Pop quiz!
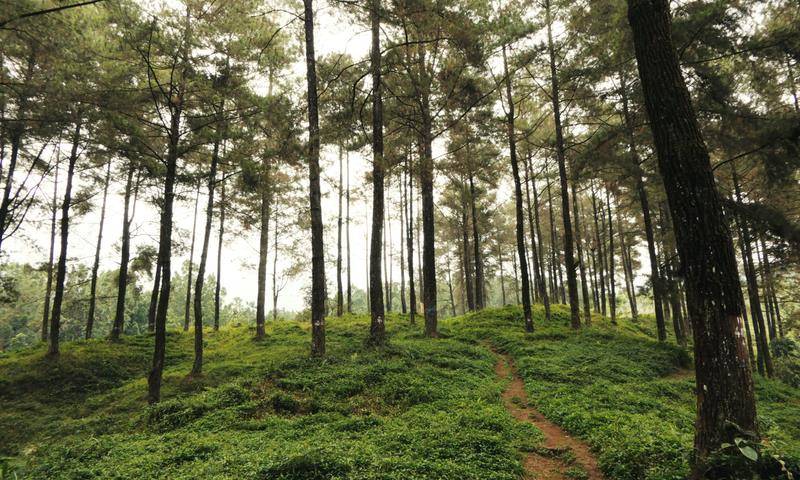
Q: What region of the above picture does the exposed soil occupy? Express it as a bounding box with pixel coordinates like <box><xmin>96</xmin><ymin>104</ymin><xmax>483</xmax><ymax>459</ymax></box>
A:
<box><xmin>494</xmin><ymin>353</ymin><xmax>606</xmax><ymax>480</ymax></box>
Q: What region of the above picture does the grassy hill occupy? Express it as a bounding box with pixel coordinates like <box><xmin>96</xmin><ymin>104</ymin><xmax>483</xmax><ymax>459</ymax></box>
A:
<box><xmin>1</xmin><ymin>306</ymin><xmax>798</xmax><ymax>479</ymax></box>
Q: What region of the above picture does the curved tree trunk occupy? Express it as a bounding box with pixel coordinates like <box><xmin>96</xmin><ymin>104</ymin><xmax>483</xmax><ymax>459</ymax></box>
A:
<box><xmin>112</xmin><ymin>164</ymin><xmax>137</xmax><ymax>341</ymax></box>
<box><xmin>42</xmin><ymin>155</ymin><xmax>59</xmax><ymax>342</ymax></box>
<box><xmin>48</xmin><ymin>121</ymin><xmax>81</xmax><ymax>357</ymax></box>
<box><xmin>627</xmin><ymin>0</ymin><xmax>758</xmax><ymax>466</ymax></box>
<box><xmin>191</xmin><ymin>132</ymin><xmax>221</xmax><ymax>376</ymax></box>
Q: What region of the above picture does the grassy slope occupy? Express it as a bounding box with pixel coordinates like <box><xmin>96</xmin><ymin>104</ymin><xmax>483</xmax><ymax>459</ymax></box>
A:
<box><xmin>450</xmin><ymin>305</ymin><xmax>800</xmax><ymax>480</ymax></box>
<box><xmin>0</xmin><ymin>314</ymin><xmax>539</xmax><ymax>479</ymax></box>
<box><xmin>0</xmin><ymin>306</ymin><xmax>798</xmax><ymax>479</ymax></box>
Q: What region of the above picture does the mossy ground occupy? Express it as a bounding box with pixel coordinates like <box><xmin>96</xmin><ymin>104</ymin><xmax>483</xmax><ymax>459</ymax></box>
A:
<box><xmin>1</xmin><ymin>306</ymin><xmax>798</xmax><ymax>479</ymax></box>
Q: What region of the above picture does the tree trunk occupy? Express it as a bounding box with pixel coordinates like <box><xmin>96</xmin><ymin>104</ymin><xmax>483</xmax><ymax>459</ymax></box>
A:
<box><xmin>523</xmin><ymin>154</ymin><xmax>550</xmax><ymax>321</ymax></box>
<box><xmin>86</xmin><ymin>158</ymin><xmax>112</xmax><ymax>339</ymax></box>
<box><xmin>112</xmin><ymin>165</ymin><xmax>137</xmax><ymax>340</ymax></box>
<box><xmin>148</xmin><ymin>95</ymin><xmax>182</xmax><ymax>403</ymax></box>
<box><xmin>48</xmin><ymin>121</ymin><xmax>81</xmax><ymax>357</ymax></box>
<box><xmin>41</xmin><ymin>154</ymin><xmax>59</xmax><ymax>342</ymax></box>
<box><xmin>346</xmin><ymin>153</ymin><xmax>352</xmax><ymax>313</ymax></box>
<box><xmin>336</xmin><ymin>145</ymin><xmax>344</xmax><ymax>317</ymax></box>
<box><xmin>183</xmin><ymin>183</ymin><xmax>200</xmax><ymax>331</ymax></box>
<box><xmin>399</xmin><ymin>175</ymin><xmax>407</xmax><ymax>314</ymax></box>
<box><xmin>256</xmin><ymin>162</ymin><xmax>270</xmax><ymax>339</ymax></box>
<box><xmin>544</xmin><ymin>1</ymin><xmax>579</xmax><ymax>326</ymax></box>
<box><xmin>499</xmin><ymin>246</ymin><xmax>506</xmax><ymax>305</ymax></box>
<box><xmin>405</xmin><ymin>154</ymin><xmax>416</xmax><ymax>324</ymax></box>
<box><xmin>572</xmin><ymin>181</ymin><xmax>591</xmax><ymax>324</ymax></box>
<box><xmin>461</xmin><ymin>189</ymin><xmax>475</xmax><ymax>311</ymax></box>
<box><xmin>590</xmin><ymin>183</ymin><xmax>607</xmax><ymax>316</ymax></box>
<box><xmin>420</xmin><ymin>108</ymin><xmax>437</xmax><ymax>336</ymax></box>
<box><xmin>759</xmin><ymin>235</ymin><xmax>782</xmax><ymax>337</ymax></box>
<box><xmin>272</xmin><ymin>202</ymin><xmax>280</xmax><ymax>321</ymax></box>
<box><xmin>732</xmin><ymin>166</ymin><xmax>773</xmax><ymax>377</ymax></box>
<box><xmin>446</xmin><ymin>256</ymin><xmax>456</xmax><ymax>316</ymax></box>
<box><xmin>503</xmin><ymin>44</ymin><xmax>533</xmax><ymax>333</ymax></box>
<box><xmin>368</xmin><ymin>0</ymin><xmax>385</xmax><ymax>345</ymax></box>
<box><xmin>191</xmin><ymin>131</ymin><xmax>221</xmax><ymax>376</ymax></box>
<box><xmin>627</xmin><ymin>0</ymin><xmax>758</xmax><ymax>466</ymax></box>
<box><xmin>214</xmin><ymin>178</ymin><xmax>225</xmax><ymax>330</ymax></box>
<box><xmin>468</xmin><ymin>171</ymin><xmax>484</xmax><ymax>309</ymax></box>
<box><xmin>619</xmin><ymin>68</ymin><xmax>660</xmax><ymax>329</ymax></box>
<box><xmin>617</xmin><ymin>210</ymin><xmax>638</xmax><ymax>320</ymax></box>
<box><xmin>605</xmin><ymin>189</ymin><xmax>617</xmax><ymax>324</ymax></box>
<box><xmin>147</xmin><ymin>262</ymin><xmax>161</xmax><ymax>334</ymax></box>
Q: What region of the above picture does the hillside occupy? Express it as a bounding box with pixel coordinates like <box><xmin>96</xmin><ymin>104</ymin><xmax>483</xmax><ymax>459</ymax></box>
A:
<box><xmin>1</xmin><ymin>306</ymin><xmax>798</xmax><ymax>479</ymax></box>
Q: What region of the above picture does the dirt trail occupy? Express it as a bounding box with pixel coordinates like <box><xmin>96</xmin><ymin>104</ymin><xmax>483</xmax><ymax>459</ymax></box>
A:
<box><xmin>495</xmin><ymin>353</ymin><xmax>606</xmax><ymax>480</ymax></box>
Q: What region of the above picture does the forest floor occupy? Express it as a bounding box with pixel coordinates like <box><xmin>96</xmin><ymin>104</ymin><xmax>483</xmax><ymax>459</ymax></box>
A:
<box><xmin>1</xmin><ymin>305</ymin><xmax>799</xmax><ymax>479</ymax></box>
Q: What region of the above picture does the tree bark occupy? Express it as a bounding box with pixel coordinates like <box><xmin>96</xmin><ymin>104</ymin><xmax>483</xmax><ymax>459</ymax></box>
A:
<box><xmin>336</xmin><ymin>145</ymin><xmax>344</xmax><ymax>317</ymax></box>
<box><xmin>590</xmin><ymin>183</ymin><xmax>607</xmax><ymax>316</ymax></box>
<box><xmin>405</xmin><ymin>153</ymin><xmax>417</xmax><ymax>324</ymax></box>
<box><xmin>191</xmin><ymin>130</ymin><xmax>221</xmax><ymax>376</ymax></box>
<box><xmin>86</xmin><ymin>158</ymin><xmax>112</xmax><ymax>339</ymax></box>
<box><xmin>572</xmin><ymin>181</ymin><xmax>591</xmax><ymax>323</ymax></box>
<box><xmin>545</xmin><ymin>0</ymin><xmax>579</xmax><ymax>327</ymax></box>
<box><xmin>368</xmin><ymin>0</ymin><xmax>386</xmax><ymax>344</ymax></box>
<box><xmin>41</xmin><ymin>154</ymin><xmax>59</xmax><ymax>342</ymax></box>
<box><xmin>627</xmin><ymin>0</ymin><xmax>758</xmax><ymax>465</ymax></box>
<box><xmin>468</xmin><ymin>171</ymin><xmax>484</xmax><ymax>309</ymax></box>
<box><xmin>272</xmin><ymin>202</ymin><xmax>280</xmax><ymax>321</ymax></box>
<box><xmin>399</xmin><ymin>175</ymin><xmax>407</xmax><ymax>314</ymax></box>
<box><xmin>605</xmin><ymin>189</ymin><xmax>617</xmax><ymax>324</ymax></box>
<box><xmin>148</xmin><ymin>93</ymin><xmax>181</xmax><ymax>403</ymax></box>
<box><xmin>256</xmin><ymin>162</ymin><xmax>270</xmax><ymax>339</ymax></box>
<box><xmin>503</xmin><ymin>44</ymin><xmax>533</xmax><ymax>333</ymax></box>
<box><xmin>112</xmin><ymin>165</ymin><xmax>137</xmax><ymax>340</ymax></box>
<box><xmin>523</xmin><ymin>154</ymin><xmax>550</xmax><ymax>321</ymax></box>
<box><xmin>304</xmin><ymin>0</ymin><xmax>326</xmax><ymax>356</ymax></box>
<box><xmin>183</xmin><ymin>182</ymin><xmax>200</xmax><ymax>331</ymax></box>
<box><xmin>48</xmin><ymin>121</ymin><xmax>81</xmax><ymax>357</ymax></box>
<box><xmin>147</xmin><ymin>262</ymin><xmax>161</xmax><ymax>334</ymax></box>
<box><xmin>214</xmin><ymin>178</ymin><xmax>225</xmax><ymax>330</ymax></box>
<box><xmin>346</xmin><ymin>152</ymin><xmax>352</xmax><ymax>313</ymax></box>
<box><xmin>461</xmin><ymin>188</ymin><xmax>475</xmax><ymax>311</ymax></box>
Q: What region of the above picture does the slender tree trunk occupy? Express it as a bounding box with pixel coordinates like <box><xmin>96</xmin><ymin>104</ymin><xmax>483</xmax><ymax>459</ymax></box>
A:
<box><xmin>732</xmin><ymin>166</ymin><xmax>773</xmax><ymax>377</ymax></box>
<box><xmin>544</xmin><ymin>0</ymin><xmax>579</xmax><ymax>327</ymax></box>
<box><xmin>368</xmin><ymin>0</ymin><xmax>386</xmax><ymax>345</ymax></box>
<box><xmin>336</xmin><ymin>145</ymin><xmax>344</xmax><ymax>317</ymax></box>
<box><xmin>147</xmin><ymin>262</ymin><xmax>161</xmax><ymax>334</ymax></box>
<box><xmin>754</xmin><ymin>240</ymin><xmax>775</xmax><ymax>340</ymax></box>
<box><xmin>499</xmin><ymin>246</ymin><xmax>506</xmax><ymax>305</ymax></box>
<box><xmin>468</xmin><ymin>172</ymin><xmax>484</xmax><ymax>309</ymax></box>
<box><xmin>112</xmin><ymin>165</ymin><xmax>137</xmax><ymax>340</ymax></box>
<box><xmin>86</xmin><ymin>158</ymin><xmax>112</xmax><ymax>339</ymax></box>
<box><xmin>304</xmin><ymin>0</ymin><xmax>326</xmax><ymax>356</ymax></box>
<box><xmin>48</xmin><ymin>121</ymin><xmax>81</xmax><ymax>357</ymax></box>
<box><xmin>42</xmin><ymin>154</ymin><xmax>59</xmax><ymax>341</ymax></box>
<box><xmin>546</xmin><ymin>180</ymin><xmax>558</xmax><ymax>300</ymax></box>
<box><xmin>522</xmin><ymin>156</ymin><xmax>539</xmax><ymax>302</ymax></box>
<box><xmin>256</xmin><ymin>162</ymin><xmax>270</xmax><ymax>340</ymax></box>
<box><xmin>420</xmin><ymin>111</ymin><xmax>437</xmax><ymax>336</ymax></box>
<box><xmin>461</xmin><ymin>189</ymin><xmax>475</xmax><ymax>311</ymax></box>
<box><xmin>617</xmin><ymin>210</ymin><xmax>638</xmax><ymax>320</ymax></box>
<box><xmin>214</xmin><ymin>178</ymin><xmax>225</xmax><ymax>331</ymax></box>
<box><xmin>605</xmin><ymin>189</ymin><xmax>617</xmax><ymax>324</ymax></box>
<box><xmin>272</xmin><ymin>203</ymin><xmax>280</xmax><ymax>321</ymax></box>
<box><xmin>590</xmin><ymin>184</ymin><xmax>607</xmax><ymax>316</ymax></box>
<box><xmin>446</xmin><ymin>256</ymin><xmax>456</xmax><ymax>316</ymax></box>
<box><xmin>183</xmin><ymin>183</ymin><xmax>200</xmax><ymax>331</ymax></box>
<box><xmin>572</xmin><ymin>181</ymin><xmax>591</xmax><ymax>324</ymax></box>
<box><xmin>503</xmin><ymin>44</ymin><xmax>533</xmax><ymax>333</ymax></box>
<box><xmin>627</xmin><ymin>0</ymin><xmax>758</xmax><ymax>466</ymax></box>
<box><xmin>191</xmin><ymin>131</ymin><xmax>221</xmax><ymax>376</ymax></box>
<box><xmin>148</xmin><ymin>94</ymin><xmax>182</xmax><ymax>403</ymax></box>
<box><xmin>523</xmin><ymin>154</ymin><xmax>550</xmax><ymax>321</ymax></box>
<box><xmin>531</xmin><ymin>177</ymin><xmax>548</xmax><ymax>311</ymax></box>
<box><xmin>618</xmin><ymin>71</ymin><xmax>648</xmax><ymax>325</ymax></box>
<box><xmin>399</xmin><ymin>176</ymin><xmax>407</xmax><ymax>314</ymax></box>
<box><xmin>512</xmin><ymin>250</ymin><xmax>520</xmax><ymax>304</ymax></box>
<box><xmin>759</xmin><ymin>235</ymin><xmax>782</xmax><ymax>337</ymax></box>
<box><xmin>405</xmin><ymin>154</ymin><xmax>416</xmax><ymax>324</ymax></box>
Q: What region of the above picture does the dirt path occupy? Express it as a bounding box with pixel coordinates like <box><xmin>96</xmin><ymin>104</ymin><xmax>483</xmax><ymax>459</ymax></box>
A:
<box><xmin>494</xmin><ymin>353</ymin><xmax>606</xmax><ymax>480</ymax></box>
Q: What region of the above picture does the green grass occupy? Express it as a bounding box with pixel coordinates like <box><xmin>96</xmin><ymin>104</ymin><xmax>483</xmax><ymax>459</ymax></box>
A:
<box><xmin>1</xmin><ymin>306</ymin><xmax>798</xmax><ymax>479</ymax></box>
<box><xmin>449</xmin><ymin>305</ymin><xmax>800</xmax><ymax>480</ymax></box>
<box><xmin>0</xmin><ymin>314</ymin><xmax>539</xmax><ymax>479</ymax></box>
